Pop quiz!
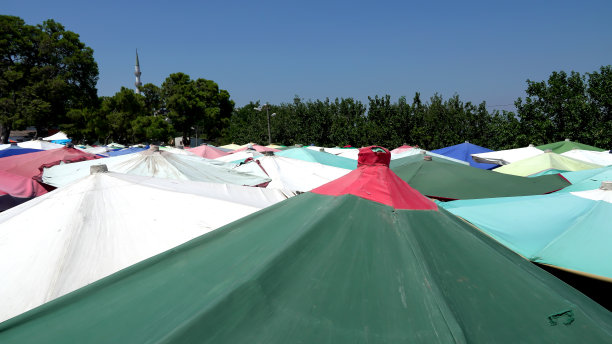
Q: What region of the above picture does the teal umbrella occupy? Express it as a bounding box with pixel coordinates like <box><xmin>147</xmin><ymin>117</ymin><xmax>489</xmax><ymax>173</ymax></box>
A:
<box><xmin>442</xmin><ymin>183</ymin><xmax>612</xmax><ymax>281</ymax></box>
<box><xmin>276</xmin><ymin>147</ymin><xmax>357</xmax><ymax>169</ymax></box>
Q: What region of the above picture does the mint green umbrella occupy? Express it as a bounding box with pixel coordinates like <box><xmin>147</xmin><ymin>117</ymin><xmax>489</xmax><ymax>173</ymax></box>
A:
<box><xmin>537</xmin><ymin>139</ymin><xmax>605</xmax><ymax>154</ymax></box>
<box><xmin>276</xmin><ymin>147</ymin><xmax>357</xmax><ymax>169</ymax></box>
<box><xmin>442</xmin><ymin>184</ymin><xmax>612</xmax><ymax>281</ymax></box>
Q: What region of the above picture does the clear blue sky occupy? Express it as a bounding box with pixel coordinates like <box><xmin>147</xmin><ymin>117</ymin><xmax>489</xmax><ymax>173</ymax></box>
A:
<box><xmin>5</xmin><ymin>0</ymin><xmax>611</xmax><ymax>110</ymax></box>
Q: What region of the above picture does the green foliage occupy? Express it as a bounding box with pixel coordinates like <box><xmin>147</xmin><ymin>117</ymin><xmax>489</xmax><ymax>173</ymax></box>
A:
<box><xmin>101</xmin><ymin>87</ymin><xmax>146</xmax><ymax>143</ymax></box>
<box><xmin>0</xmin><ymin>15</ymin><xmax>98</xmax><ymax>142</ymax></box>
<box><xmin>161</xmin><ymin>73</ymin><xmax>234</xmax><ymax>146</ymax></box>
<box><xmin>515</xmin><ymin>66</ymin><xmax>612</xmax><ymax>148</ymax></box>
<box><xmin>227</xmin><ymin>66</ymin><xmax>611</xmax><ymax>151</ymax></box>
<box><xmin>140</xmin><ymin>83</ymin><xmax>164</xmax><ymax>116</ymax></box>
<box><xmin>229</xmin><ymin>93</ymin><xmax>517</xmax><ymax>150</ymax></box>
<box><xmin>130</xmin><ymin>115</ymin><xmax>173</xmax><ymax>143</ymax></box>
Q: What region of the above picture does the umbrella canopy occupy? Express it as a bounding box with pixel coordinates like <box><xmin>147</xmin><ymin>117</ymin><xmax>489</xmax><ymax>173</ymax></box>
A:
<box><xmin>441</xmin><ymin>184</ymin><xmax>612</xmax><ymax>281</ymax></box>
<box><xmin>0</xmin><ymin>170</ymin><xmax>295</xmax><ymax>323</ymax></box>
<box><xmin>0</xmin><ymin>170</ymin><xmax>48</xmax><ymax>211</ymax></box>
<box><xmin>390</xmin><ymin>144</ymin><xmax>412</xmax><ymax>154</ymax></box>
<box><xmin>276</xmin><ymin>147</ymin><xmax>358</xmax><ymax>170</ymax></box>
<box><xmin>471</xmin><ymin>145</ymin><xmax>544</xmax><ymax>165</ymax></box>
<box><xmin>76</xmin><ymin>145</ymin><xmax>116</xmax><ymax>156</ymax></box>
<box><xmin>493</xmin><ymin>152</ymin><xmax>602</xmax><ymax>177</ymax></box>
<box><xmin>391</xmin><ymin>147</ymin><xmax>470</xmax><ymax>165</ymax></box>
<box><xmin>16</xmin><ymin>140</ymin><xmax>65</xmax><ymax>150</ymax></box>
<box><xmin>0</xmin><ymin>147</ymin><xmax>100</xmax><ymax>180</ymax></box>
<box><xmin>42</xmin><ymin>147</ymin><xmax>270</xmax><ymax>188</ymax></box>
<box><xmin>107</xmin><ymin>142</ymin><xmax>125</xmax><ymax>149</ymax></box>
<box><xmin>0</xmin><ymin>145</ymin><xmax>42</xmax><ymax>158</ymax></box>
<box><xmin>561</xmin><ymin>149</ymin><xmax>612</xmax><ymax>166</ymax></box>
<box><xmin>213</xmin><ymin>149</ymin><xmax>262</xmax><ymax>164</ymax></box>
<box><xmin>390</xmin><ymin>154</ymin><xmax>570</xmax><ymax>200</ymax></box>
<box><xmin>42</xmin><ymin>131</ymin><xmax>69</xmax><ymax>141</ymax></box>
<box><xmin>430</xmin><ymin>142</ymin><xmax>497</xmax><ymax>169</ymax></box>
<box><xmin>558</xmin><ymin>166</ymin><xmax>612</xmax><ymax>192</ymax></box>
<box><xmin>218</xmin><ymin>143</ymin><xmax>241</xmax><ymax>150</ymax></box>
<box><xmin>159</xmin><ymin>145</ymin><xmax>198</xmax><ymax>156</ymax></box>
<box><xmin>187</xmin><ymin>144</ymin><xmax>230</xmax><ymax>159</ymax></box>
<box><xmin>231</xmin><ymin>144</ymin><xmax>280</xmax><ymax>153</ymax></box>
<box><xmin>2</xmin><ymin>147</ymin><xmax>611</xmax><ymax>343</ymax></box>
<box><xmin>537</xmin><ymin>139</ymin><xmax>605</xmax><ymax>154</ymax></box>
<box><xmin>106</xmin><ymin>146</ymin><xmax>148</xmax><ymax>157</ymax></box>
<box><xmin>234</xmin><ymin>154</ymin><xmax>351</xmax><ymax>192</ymax></box>
<box><xmin>265</xmin><ymin>144</ymin><xmax>285</xmax><ymax>149</ymax></box>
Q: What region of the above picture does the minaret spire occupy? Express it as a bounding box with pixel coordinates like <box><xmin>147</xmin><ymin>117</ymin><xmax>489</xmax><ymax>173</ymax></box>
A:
<box><xmin>134</xmin><ymin>49</ymin><xmax>142</xmax><ymax>94</ymax></box>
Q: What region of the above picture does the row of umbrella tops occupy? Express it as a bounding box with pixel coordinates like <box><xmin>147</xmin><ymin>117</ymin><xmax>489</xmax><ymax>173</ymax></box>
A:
<box><xmin>1</xmin><ymin>146</ymin><xmax>611</xmax><ymax>343</ymax></box>
<box><xmin>2</xmin><ymin>140</ymin><xmax>608</xmax><ymax>212</ymax></box>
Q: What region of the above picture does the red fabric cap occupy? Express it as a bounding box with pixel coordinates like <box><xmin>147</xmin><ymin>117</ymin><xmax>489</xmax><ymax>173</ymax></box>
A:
<box><xmin>358</xmin><ymin>146</ymin><xmax>391</xmax><ymax>167</ymax></box>
<box><xmin>312</xmin><ymin>146</ymin><xmax>437</xmax><ymax>210</ymax></box>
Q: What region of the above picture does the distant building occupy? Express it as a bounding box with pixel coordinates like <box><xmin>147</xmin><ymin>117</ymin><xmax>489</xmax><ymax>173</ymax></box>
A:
<box><xmin>135</xmin><ymin>49</ymin><xmax>142</xmax><ymax>94</ymax></box>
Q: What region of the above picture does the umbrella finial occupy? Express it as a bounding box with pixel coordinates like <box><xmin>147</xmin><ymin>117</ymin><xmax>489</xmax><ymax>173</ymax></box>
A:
<box><xmin>357</xmin><ymin>146</ymin><xmax>391</xmax><ymax>167</ymax></box>
<box><xmin>149</xmin><ymin>145</ymin><xmax>159</xmax><ymax>152</ymax></box>
<box><xmin>424</xmin><ymin>155</ymin><xmax>433</xmax><ymax>161</ymax></box>
<box><xmin>600</xmin><ymin>181</ymin><xmax>612</xmax><ymax>191</ymax></box>
<box><xmin>90</xmin><ymin>165</ymin><xmax>108</xmax><ymax>175</ymax></box>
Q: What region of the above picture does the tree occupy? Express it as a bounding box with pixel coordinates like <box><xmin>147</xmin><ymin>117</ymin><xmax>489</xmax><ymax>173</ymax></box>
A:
<box><xmin>515</xmin><ymin>66</ymin><xmax>612</xmax><ymax>147</ymax></box>
<box><xmin>131</xmin><ymin>115</ymin><xmax>173</xmax><ymax>143</ymax></box>
<box><xmin>162</xmin><ymin>73</ymin><xmax>234</xmax><ymax>146</ymax></box>
<box><xmin>0</xmin><ymin>15</ymin><xmax>98</xmax><ymax>143</ymax></box>
<box><xmin>140</xmin><ymin>83</ymin><xmax>164</xmax><ymax>116</ymax></box>
<box><xmin>586</xmin><ymin>65</ymin><xmax>612</xmax><ymax>148</ymax></box>
<box><xmin>101</xmin><ymin>87</ymin><xmax>146</xmax><ymax>143</ymax></box>
<box><xmin>61</xmin><ymin>106</ymin><xmax>108</xmax><ymax>144</ymax></box>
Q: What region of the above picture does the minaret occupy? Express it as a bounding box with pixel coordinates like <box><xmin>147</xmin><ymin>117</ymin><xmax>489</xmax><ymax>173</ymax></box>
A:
<box><xmin>134</xmin><ymin>49</ymin><xmax>142</xmax><ymax>94</ymax></box>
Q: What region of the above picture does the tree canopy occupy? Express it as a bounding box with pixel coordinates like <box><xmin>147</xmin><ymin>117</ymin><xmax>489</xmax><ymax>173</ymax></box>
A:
<box><xmin>0</xmin><ymin>15</ymin><xmax>98</xmax><ymax>143</ymax></box>
<box><xmin>229</xmin><ymin>66</ymin><xmax>611</xmax><ymax>151</ymax></box>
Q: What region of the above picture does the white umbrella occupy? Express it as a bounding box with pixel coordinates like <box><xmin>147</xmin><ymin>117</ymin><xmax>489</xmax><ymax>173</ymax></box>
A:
<box><xmin>42</xmin><ymin>147</ymin><xmax>270</xmax><ymax>187</ymax></box>
<box><xmin>561</xmin><ymin>149</ymin><xmax>612</xmax><ymax>166</ymax></box>
<box><xmin>0</xmin><ymin>169</ymin><xmax>295</xmax><ymax>323</ymax></box>
<box><xmin>471</xmin><ymin>145</ymin><xmax>544</xmax><ymax>165</ymax></box>
<box><xmin>234</xmin><ymin>155</ymin><xmax>351</xmax><ymax>192</ymax></box>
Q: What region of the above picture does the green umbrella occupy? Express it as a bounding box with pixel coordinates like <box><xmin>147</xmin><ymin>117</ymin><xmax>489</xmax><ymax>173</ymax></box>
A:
<box><xmin>536</xmin><ymin>139</ymin><xmax>605</xmax><ymax>154</ymax></box>
<box><xmin>1</xmin><ymin>147</ymin><xmax>611</xmax><ymax>343</ymax></box>
<box><xmin>390</xmin><ymin>154</ymin><xmax>570</xmax><ymax>200</ymax></box>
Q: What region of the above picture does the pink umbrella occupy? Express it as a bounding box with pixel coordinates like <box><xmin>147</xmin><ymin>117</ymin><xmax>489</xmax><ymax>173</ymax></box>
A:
<box><xmin>0</xmin><ymin>146</ymin><xmax>101</xmax><ymax>181</ymax></box>
<box><xmin>187</xmin><ymin>145</ymin><xmax>230</xmax><ymax>159</ymax></box>
<box><xmin>0</xmin><ymin>170</ymin><xmax>49</xmax><ymax>211</ymax></box>
<box><xmin>390</xmin><ymin>144</ymin><xmax>413</xmax><ymax>154</ymax></box>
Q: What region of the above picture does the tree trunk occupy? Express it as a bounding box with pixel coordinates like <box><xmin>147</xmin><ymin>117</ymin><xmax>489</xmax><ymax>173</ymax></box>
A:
<box><xmin>182</xmin><ymin>131</ymin><xmax>189</xmax><ymax>148</ymax></box>
<box><xmin>0</xmin><ymin>123</ymin><xmax>11</xmax><ymax>144</ymax></box>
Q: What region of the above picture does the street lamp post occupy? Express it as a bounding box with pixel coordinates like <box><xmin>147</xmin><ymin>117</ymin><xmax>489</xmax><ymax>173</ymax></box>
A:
<box><xmin>255</xmin><ymin>103</ymin><xmax>273</xmax><ymax>145</ymax></box>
